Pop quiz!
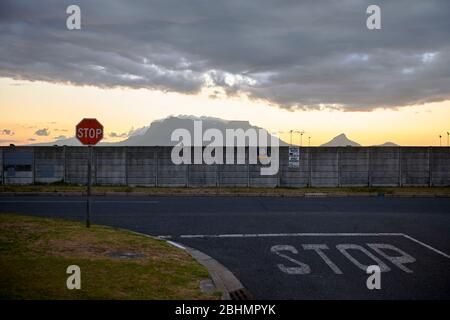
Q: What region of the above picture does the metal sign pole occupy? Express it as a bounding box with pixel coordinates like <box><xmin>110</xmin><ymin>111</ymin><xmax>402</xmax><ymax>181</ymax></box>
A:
<box><xmin>76</xmin><ymin>118</ymin><xmax>103</xmax><ymax>227</ymax></box>
<box><xmin>86</xmin><ymin>145</ymin><xmax>91</xmax><ymax>228</ymax></box>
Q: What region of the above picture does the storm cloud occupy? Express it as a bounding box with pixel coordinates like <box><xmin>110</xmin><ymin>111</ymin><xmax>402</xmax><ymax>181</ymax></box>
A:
<box><xmin>0</xmin><ymin>0</ymin><xmax>449</xmax><ymax>111</ymax></box>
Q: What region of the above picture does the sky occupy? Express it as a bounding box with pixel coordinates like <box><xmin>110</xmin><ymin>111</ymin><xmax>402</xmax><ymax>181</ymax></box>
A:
<box><xmin>1</xmin><ymin>0</ymin><xmax>449</xmax><ymax>146</ymax></box>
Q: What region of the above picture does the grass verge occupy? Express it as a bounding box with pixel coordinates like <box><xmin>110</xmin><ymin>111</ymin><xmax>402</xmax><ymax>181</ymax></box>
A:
<box><xmin>0</xmin><ymin>183</ymin><xmax>449</xmax><ymax>196</ymax></box>
<box><xmin>0</xmin><ymin>213</ymin><xmax>219</xmax><ymax>300</ymax></box>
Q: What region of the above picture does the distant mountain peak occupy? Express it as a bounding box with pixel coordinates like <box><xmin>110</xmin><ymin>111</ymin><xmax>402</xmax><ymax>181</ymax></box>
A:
<box><xmin>28</xmin><ymin>115</ymin><xmax>286</xmax><ymax>146</ymax></box>
<box><xmin>120</xmin><ymin>115</ymin><xmax>284</xmax><ymax>146</ymax></box>
<box><xmin>377</xmin><ymin>141</ymin><xmax>399</xmax><ymax>147</ymax></box>
<box><xmin>321</xmin><ymin>133</ymin><xmax>361</xmax><ymax>147</ymax></box>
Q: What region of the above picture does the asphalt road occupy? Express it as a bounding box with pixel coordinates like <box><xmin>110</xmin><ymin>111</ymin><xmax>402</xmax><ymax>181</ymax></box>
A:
<box><xmin>1</xmin><ymin>195</ymin><xmax>449</xmax><ymax>299</ymax></box>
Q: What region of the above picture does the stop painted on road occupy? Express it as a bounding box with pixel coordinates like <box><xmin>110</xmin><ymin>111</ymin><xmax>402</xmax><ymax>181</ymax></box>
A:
<box><xmin>178</xmin><ymin>232</ymin><xmax>450</xmax><ymax>299</ymax></box>
<box><xmin>271</xmin><ymin>242</ymin><xmax>415</xmax><ymax>275</ymax></box>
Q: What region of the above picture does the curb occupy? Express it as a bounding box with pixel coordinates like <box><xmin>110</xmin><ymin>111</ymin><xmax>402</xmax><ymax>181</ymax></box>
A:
<box><xmin>125</xmin><ymin>230</ymin><xmax>250</xmax><ymax>300</ymax></box>
<box><xmin>179</xmin><ymin>243</ymin><xmax>251</xmax><ymax>300</ymax></box>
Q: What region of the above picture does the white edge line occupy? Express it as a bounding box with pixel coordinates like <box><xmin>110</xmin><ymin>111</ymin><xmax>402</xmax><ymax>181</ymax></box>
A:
<box><xmin>401</xmin><ymin>234</ymin><xmax>450</xmax><ymax>259</ymax></box>
<box><xmin>178</xmin><ymin>232</ymin><xmax>404</xmax><ymax>239</ymax></box>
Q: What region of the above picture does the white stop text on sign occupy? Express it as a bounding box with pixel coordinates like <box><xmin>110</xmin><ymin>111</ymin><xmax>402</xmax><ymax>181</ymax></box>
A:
<box><xmin>77</xmin><ymin>127</ymin><xmax>103</xmax><ymax>139</ymax></box>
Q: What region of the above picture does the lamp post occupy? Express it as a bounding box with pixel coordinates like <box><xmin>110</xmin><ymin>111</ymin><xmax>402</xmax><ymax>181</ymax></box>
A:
<box><xmin>308</xmin><ymin>136</ymin><xmax>311</xmax><ymax>147</ymax></box>
<box><xmin>286</xmin><ymin>130</ymin><xmax>307</xmax><ymax>146</ymax></box>
<box><xmin>439</xmin><ymin>135</ymin><xmax>442</xmax><ymax>146</ymax></box>
<box><xmin>447</xmin><ymin>132</ymin><xmax>449</xmax><ymax>147</ymax></box>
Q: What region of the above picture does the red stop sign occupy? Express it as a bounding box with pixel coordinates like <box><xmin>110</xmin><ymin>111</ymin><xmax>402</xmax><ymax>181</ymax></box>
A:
<box><xmin>76</xmin><ymin>118</ymin><xmax>104</xmax><ymax>145</ymax></box>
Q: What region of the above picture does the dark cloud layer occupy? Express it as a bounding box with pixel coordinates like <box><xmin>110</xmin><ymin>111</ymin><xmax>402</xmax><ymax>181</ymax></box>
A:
<box><xmin>1</xmin><ymin>0</ymin><xmax>449</xmax><ymax>111</ymax></box>
<box><xmin>0</xmin><ymin>129</ymin><xmax>14</xmax><ymax>135</ymax></box>
<box><xmin>109</xmin><ymin>132</ymin><xmax>128</xmax><ymax>138</ymax></box>
<box><xmin>35</xmin><ymin>128</ymin><xmax>50</xmax><ymax>136</ymax></box>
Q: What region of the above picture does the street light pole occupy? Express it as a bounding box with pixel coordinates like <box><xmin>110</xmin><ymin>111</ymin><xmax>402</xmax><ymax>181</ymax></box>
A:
<box><xmin>439</xmin><ymin>135</ymin><xmax>442</xmax><ymax>147</ymax></box>
<box><xmin>447</xmin><ymin>132</ymin><xmax>449</xmax><ymax>147</ymax></box>
<box><xmin>308</xmin><ymin>136</ymin><xmax>311</xmax><ymax>147</ymax></box>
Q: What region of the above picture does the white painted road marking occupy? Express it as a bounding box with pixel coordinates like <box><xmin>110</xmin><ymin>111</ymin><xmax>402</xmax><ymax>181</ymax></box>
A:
<box><xmin>368</xmin><ymin>243</ymin><xmax>416</xmax><ymax>273</ymax></box>
<box><xmin>272</xmin><ymin>243</ymin><xmax>417</xmax><ymax>275</ymax></box>
<box><xmin>336</xmin><ymin>244</ymin><xmax>391</xmax><ymax>272</ymax></box>
<box><xmin>179</xmin><ymin>232</ymin><xmax>404</xmax><ymax>238</ymax></box>
<box><xmin>271</xmin><ymin>245</ymin><xmax>311</xmax><ymax>275</ymax></box>
<box><xmin>302</xmin><ymin>244</ymin><xmax>343</xmax><ymax>274</ymax></box>
<box><xmin>401</xmin><ymin>234</ymin><xmax>450</xmax><ymax>259</ymax></box>
<box><xmin>174</xmin><ymin>233</ymin><xmax>450</xmax><ymax>259</ymax></box>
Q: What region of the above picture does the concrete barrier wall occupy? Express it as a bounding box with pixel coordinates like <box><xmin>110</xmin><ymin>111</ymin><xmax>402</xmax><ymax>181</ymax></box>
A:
<box><xmin>1</xmin><ymin>146</ymin><xmax>449</xmax><ymax>187</ymax></box>
<box><xmin>126</xmin><ymin>147</ymin><xmax>157</xmax><ymax>186</ymax></box>
<box><xmin>370</xmin><ymin>148</ymin><xmax>400</xmax><ymax>187</ymax></box>
<box><xmin>3</xmin><ymin>148</ymin><xmax>33</xmax><ymax>184</ymax></box>
<box><xmin>340</xmin><ymin>148</ymin><xmax>369</xmax><ymax>187</ymax></box>
<box><xmin>279</xmin><ymin>147</ymin><xmax>309</xmax><ymax>187</ymax></box>
<box><xmin>65</xmin><ymin>147</ymin><xmax>90</xmax><ymax>185</ymax></box>
<box><xmin>34</xmin><ymin>147</ymin><xmax>65</xmax><ymax>184</ymax></box>
<box><xmin>95</xmin><ymin>147</ymin><xmax>126</xmax><ymax>185</ymax></box>
<box><xmin>401</xmin><ymin>148</ymin><xmax>430</xmax><ymax>187</ymax></box>
<box><xmin>311</xmin><ymin>148</ymin><xmax>339</xmax><ymax>187</ymax></box>
<box><xmin>431</xmin><ymin>148</ymin><xmax>450</xmax><ymax>186</ymax></box>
